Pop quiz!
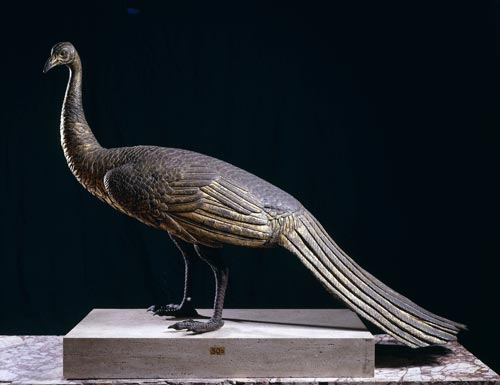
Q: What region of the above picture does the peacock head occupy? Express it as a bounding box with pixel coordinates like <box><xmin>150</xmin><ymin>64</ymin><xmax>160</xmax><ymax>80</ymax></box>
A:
<box><xmin>43</xmin><ymin>42</ymin><xmax>77</xmax><ymax>73</ymax></box>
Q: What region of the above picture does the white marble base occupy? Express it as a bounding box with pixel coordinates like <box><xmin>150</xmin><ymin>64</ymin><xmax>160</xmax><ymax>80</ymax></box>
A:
<box><xmin>63</xmin><ymin>309</ymin><xmax>374</xmax><ymax>379</ymax></box>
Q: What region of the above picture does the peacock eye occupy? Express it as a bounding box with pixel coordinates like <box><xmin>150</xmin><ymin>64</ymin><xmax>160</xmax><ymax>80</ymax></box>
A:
<box><xmin>60</xmin><ymin>50</ymin><xmax>68</xmax><ymax>58</ymax></box>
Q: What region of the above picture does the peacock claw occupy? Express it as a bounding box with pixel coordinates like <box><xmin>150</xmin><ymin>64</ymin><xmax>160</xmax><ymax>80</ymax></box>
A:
<box><xmin>168</xmin><ymin>319</ymin><xmax>194</xmax><ymax>330</ymax></box>
<box><xmin>147</xmin><ymin>302</ymin><xmax>199</xmax><ymax>318</ymax></box>
<box><xmin>169</xmin><ymin>318</ymin><xmax>224</xmax><ymax>333</ymax></box>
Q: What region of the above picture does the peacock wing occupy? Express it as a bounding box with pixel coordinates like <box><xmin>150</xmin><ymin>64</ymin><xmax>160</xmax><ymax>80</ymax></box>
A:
<box><xmin>103</xmin><ymin>162</ymin><xmax>273</xmax><ymax>247</ymax></box>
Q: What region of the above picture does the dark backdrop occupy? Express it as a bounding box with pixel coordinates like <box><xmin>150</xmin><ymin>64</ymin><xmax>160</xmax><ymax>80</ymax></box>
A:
<box><xmin>1</xmin><ymin>0</ymin><xmax>499</xmax><ymax>373</ymax></box>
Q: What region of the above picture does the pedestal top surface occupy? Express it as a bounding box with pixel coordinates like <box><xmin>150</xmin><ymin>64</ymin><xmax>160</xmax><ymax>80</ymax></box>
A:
<box><xmin>66</xmin><ymin>308</ymin><xmax>372</xmax><ymax>340</ymax></box>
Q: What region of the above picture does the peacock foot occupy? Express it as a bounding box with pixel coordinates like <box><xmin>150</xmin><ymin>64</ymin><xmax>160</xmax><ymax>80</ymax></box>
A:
<box><xmin>147</xmin><ymin>300</ymin><xmax>199</xmax><ymax>318</ymax></box>
<box><xmin>168</xmin><ymin>318</ymin><xmax>224</xmax><ymax>333</ymax></box>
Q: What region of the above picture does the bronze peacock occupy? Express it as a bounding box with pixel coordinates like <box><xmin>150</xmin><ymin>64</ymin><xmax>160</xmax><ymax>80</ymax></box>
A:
<box><xmin>44</xmin><ymin>42</ymin><xmax>465</xmax><ymax>348</ymax></box>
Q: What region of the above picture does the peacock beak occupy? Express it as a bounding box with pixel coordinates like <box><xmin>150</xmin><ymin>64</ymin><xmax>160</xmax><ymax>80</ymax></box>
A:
<box><xmin>43</xmin><ymin>56</ymin><xmax>58</xmax><ymax>74</ymax></box>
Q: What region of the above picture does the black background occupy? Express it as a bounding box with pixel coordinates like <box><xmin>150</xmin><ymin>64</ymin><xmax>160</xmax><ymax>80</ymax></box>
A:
<box><xmin>1</xmin><ymin>0</ymin><xmax>499</xmax><ymax>374</ymax></box>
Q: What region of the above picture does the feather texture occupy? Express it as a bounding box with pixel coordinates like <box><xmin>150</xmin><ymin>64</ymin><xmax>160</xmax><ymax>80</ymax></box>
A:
<box><xmin>47</xmin><ymin>41</ymin><xmax>465</xmax><ymax>347</ymax></box>
<box><xmin>280</xmin><ymin>211</ymin><xmax>466</xmax><ymax>348</ymax></box>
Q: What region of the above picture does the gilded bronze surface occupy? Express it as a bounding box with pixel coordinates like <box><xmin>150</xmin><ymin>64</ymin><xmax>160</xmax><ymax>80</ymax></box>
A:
<box><xmin>44</xmin><ymin>42</ymin><xmax>465</xmax><ymax>348</ymax></box>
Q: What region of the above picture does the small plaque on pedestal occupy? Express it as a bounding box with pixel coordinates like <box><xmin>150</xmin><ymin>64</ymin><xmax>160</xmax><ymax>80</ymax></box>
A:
<box><xmin>63</xmin><ymin>309</ymin><xmax>374</xmax><ymax>379</ymax></box>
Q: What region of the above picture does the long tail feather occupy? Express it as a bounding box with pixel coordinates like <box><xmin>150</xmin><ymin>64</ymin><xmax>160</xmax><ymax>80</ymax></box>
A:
<box><xmin>280</xmin><ymin>211</ymin><xmax>465</xmax><ymax>348</ymax></box>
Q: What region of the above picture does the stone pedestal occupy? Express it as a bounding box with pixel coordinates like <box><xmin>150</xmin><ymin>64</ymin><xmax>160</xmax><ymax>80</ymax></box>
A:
<box><xmin>63</xmin><ymin>308</ymin><xmax>374</xmax><ymax>379</ymax></box>
<box><xmin>1</xmin><ymin>333</ymin><xmax>498</xmax><ymax>384</ymax></box>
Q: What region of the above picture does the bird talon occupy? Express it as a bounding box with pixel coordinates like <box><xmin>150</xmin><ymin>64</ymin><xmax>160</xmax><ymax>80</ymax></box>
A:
<box><xmin>168</xmin><ymin>319</ymin><xmax>224</xmax><ymax>333</ymax></box>
<box><xmin>169</xmin><ymin>319</ymin><xmax>196</xmax><ymax>330</ymax></box>
<box><xmin>148</xmin><ymin>303</ymin><xmax>199</xmax><ymax>318</ymax></box>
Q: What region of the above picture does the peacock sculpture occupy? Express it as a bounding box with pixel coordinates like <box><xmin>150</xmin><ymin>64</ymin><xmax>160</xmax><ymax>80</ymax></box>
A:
<box><xmin>44</xmin><ymin>42</ymin><xmax>465</xmax><ymax>348</ymax></box>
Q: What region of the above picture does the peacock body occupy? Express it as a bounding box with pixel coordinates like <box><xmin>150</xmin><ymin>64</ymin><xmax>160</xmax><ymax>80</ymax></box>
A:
<box><xmin>44</xmin><ymin>42</ymin><xmax>465</xmax><ymax>348</ymax></box>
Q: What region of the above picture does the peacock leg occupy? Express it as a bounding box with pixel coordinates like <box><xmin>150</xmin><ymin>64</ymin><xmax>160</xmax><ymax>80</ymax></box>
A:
<box><xmin>169</xmin><ymin>245</ymin><xmax>228</xmax><ymax>333</ymax></box>
<box><xmin>148</xmin><ymin>234</ymin><xmax>199</xmax><ymax>318</ymax></box>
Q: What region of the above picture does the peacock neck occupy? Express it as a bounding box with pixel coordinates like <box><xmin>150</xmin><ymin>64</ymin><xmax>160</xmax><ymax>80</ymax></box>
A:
<box><xmin>60</xmin><ymin>55</ymin><xmax>106</xmax><ymax>192</ymax></box>
<box><xmin>61</xmin><ymin>54</ymin><xmax>101</xmax><ymax>154</ymax></box>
